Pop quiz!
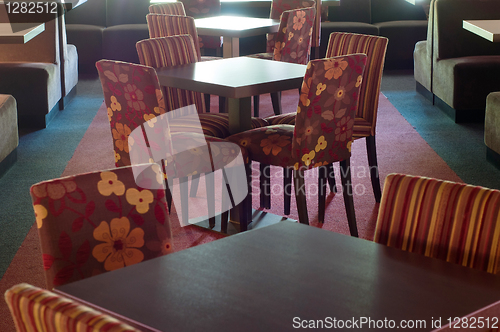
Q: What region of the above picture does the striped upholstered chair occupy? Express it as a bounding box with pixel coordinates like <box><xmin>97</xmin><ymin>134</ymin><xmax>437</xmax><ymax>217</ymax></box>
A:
<box><xmin>267</xmin><ymin>32</ymin><xmax>388</xmax><ymax>213</ymax></box>
<box><xmin>374</xmin><ymin>174</ymin><xmax>500</xmax><ymax>274</ymax></box>
<box><xmin>227</xmin><ymin>55</ymin><xmax>367</xmax><ymax>235</ymax></box>
<box><xmin>136</xmin><ymin>34</ymin><xmax>268</xmax><ymax>139</ymax></box>
<box><xmin>30</xmin><ymin>165</ymin><xmax>173</xmax><ymax>289</ymax></box>
<box><xmin>5</xmin><ymin>283</ymin><xmax>140</xmax><ymax>331</ymax></box>
<box><xmin>250</xmin><ymin>7</ymin><xmax>316</xmax><ymax>117</ymax></box>
<box><xmin>149</xmin><ymin>1</ymin><xmax>187</xmax><ymax>15</ymax></box>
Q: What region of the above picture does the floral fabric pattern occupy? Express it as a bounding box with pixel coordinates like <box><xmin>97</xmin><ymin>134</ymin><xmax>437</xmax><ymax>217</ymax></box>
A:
<box><xmin>30</xmin><ymin>165</ymin><xmax>172</xmax><ymax>289</ymax></box>
<box><xmin>179</xmin><ymin>0</ymin><xmax>222</xmax><ymax>49</ymax></box>
<box><xmin>227</xmin><ymin>54</ymin><xmax>367</xmax><ymax>170</ymax></box>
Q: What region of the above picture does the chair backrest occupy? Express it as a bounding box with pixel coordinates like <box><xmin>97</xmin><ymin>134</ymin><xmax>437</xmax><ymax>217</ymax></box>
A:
<box><xmin>136</xmin><ymin>34</ymin><xmax>206</xmax><ymax>114</ymax></box>
<box><xmin>374</xmin><ymin>173</ymin><xmax>500</xmax><ymax>274</ymax></box>
<box><xmin>149</xmin><ymin>2</ymin><xmax>187</xmax><ymax>16</ymax></box>
<box><xmin>146</xmin><ymin>14</ymin><xmax>202</xmax><ymax>58</ymax></box>
<box><xmin>326</xmin><ymin>32</ymin><xmax>388</xmax><ymax>137</ymax></box>
<box><xmin>273</xmin><ymin>7</ymin><xmax>316</xmax><ymax>65</ymax></box>
<box><xmin>30</xmin><ymin>165</ymin><xmax>172</xmax><ymax>289</ymax></box>
<box><xmin>268</xmin><ymin>0</ymin><xmax>319</xmax><ymax>51</ymax></box>
<box><xmin>96</xmin><ymin>59</ymin><xmax>166</xmax><ymax>168</ymax></box>
<box><xmin>179</xmin><ymin>0</ymin><xmax>222</xmax><ymax>50</ymax></box>
<box><xmin>292</xmin><ymin>54</ymin><xmax>367</xmax><ymax>169</ymax></box>
<box><xmin>5</xmin><ymin>283</ymin><xmax>141</xmax><ymax>332</ymax></box>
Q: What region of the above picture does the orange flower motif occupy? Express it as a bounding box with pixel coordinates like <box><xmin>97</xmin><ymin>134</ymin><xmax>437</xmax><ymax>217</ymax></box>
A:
<box><xmin>97</xmin><ymin>171</ymin><xmax>125</xmax><ymax>196</ymax></box>
<box><xmin>356</xmin><ymin>75</ymin><xmax>363</xmax><ymax>88</ymax></box>
<box><xmin>238</xmin><ymin>137</ymin><xmax>251</xmax><ymax>147</ymax></box>
<box><xmin>274</xmin><ymin>41</ymin><xmax>284</xmax><ymax>61</ymax></box>
<box><xmin>112</xmin><ymin>123</ymin><xmax>132</xmax><ymax>153</ymax></box>
<box><xmin>300</xmin><ymin>119</ymin><xmax>319</xmax><ymax>144</ymax></box>
<box><xmin>110</xmin><ymin>96</ymin><xmax>121</xmax><ymax>112</ymax></box>
<box><xmin>126</xmin><ymin>188</ymin><xmax>154</xmax><ymax>214</ymax></box>
<box><xmin>34</xmin><ymin>205</ymin><xmax>47</xmax><ymax>228</ymax></box>
<box><xmin>316</xmin><ymin>83</ymin><xmax>327</xmax><ymax>96</ymax></box>
<box><xmin>293</xmin><ymin>10</ymin><xmax>306</xmax><ymax>30</ymax></box>
<box><xmin>334</xmin><ymin>86</ymin><xmax>347</xmax><ymax>101</ymax></box>
<box><xmin>31</xmin><ymin>180</ymin><xmax>77</xmax><ymax>200</ymax></box>
<box><xmin>114</xmin><ymin>151</ymin><xmax>121</xmax><ymax>163</ymax></box>
<box><xmin>144</xmin><ymin>114</ymin><xmax>157</xmax><ymax>128</ymax></box>
<box><xmin>124</xmin><ymin>84</ymin><xmax>146</xmax><ymax>111</ymax></box>
<box><xmin>325</xmin><ymin>58</ymin><xmax>348</xmax><ymax>80</ymax></box>
<box><xmin>315</xmin><ymin>136</ymin><xmax>328</xmax><ymax>152</ymax></box>
<box><xmin>301</xmin><ymin>150</ymin><xmax>316</xmax><ymax>167</ymax></box>
<box><xmin>260</xmin><ymin>134</ymin><xmax>290</xmax><ymax>156</ymax></box>
<box><xmin>107</xmin><ymin>107</ymin><xmax>113</xmax><ymax>122</ymax></box>
<box><xmin>92</xmin><ymin>217</ymin><xmax>145</xmax><ymax>271</ymax></box>
<box><xmin>300</xmin><ymin>77</ymin><xmax>312</xmax><ymax>107</ymax></box>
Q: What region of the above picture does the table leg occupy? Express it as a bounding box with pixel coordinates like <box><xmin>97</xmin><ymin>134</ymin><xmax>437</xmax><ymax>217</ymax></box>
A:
<box><xmin>223</xmin><ymin>36</ymin><xmax>239</xmax><ymax>58</ymax></box>
<box><xmin>228</xmin><ymin>97</ymin><xmax>251</xmax><ymax>135</ymax></box>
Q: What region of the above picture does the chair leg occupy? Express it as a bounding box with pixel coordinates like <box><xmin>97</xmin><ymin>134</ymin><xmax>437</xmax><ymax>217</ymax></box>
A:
<box><xmin>190</xmin><ymin>173</ymin><xmax>200</xmax><ymax>197</ymax></box>
<box><xmin>204</xmin><ymin>94</ymin><xmax>211</xmax><ymax>112</ymax></box>
<box><xmin>270</xmin><ymin>91</ymin><xmax>282</xmax><ymax>115</ymax></box>
<box><xmin>340</xmin><ymin>159</ymin><xmax>358</xmax><ymax>237</ymax></box>
<box><xmin>238</xmin><ymin>163</ymin><xmax>253</xmax><ymax>232</ymax></box>
<box><xmin>219</xmin><ymin>96</ymin><xmax>226</xmax><ymax>113</ymax></box>
<box><xmin>166</xmin><ymin>177</ymin><xmax>173</xmax><ymax>214</ymax></box>
<box><xmin>366</xmin><ymin>135</ymin><xmax>382</xmax><ymax>203</ymax></box>
<box><xmin>253</xmin><ymin>95</ymin><xmax>260</xmax><ymax>117</ymax></box>
<box><xmin>179</xmin><ymin>177</ymin><xmax>189</xmax><ymax>225</ymax></box>
<box><xmin>205</xmin><ymin>173</ymin><xmax>216</xmax><ymax>228</ymax></box>
<box><xmin>283</xmin><ymin>167</ymin><xmax>292</xmax><ymax>215</ymax></box>
<box><xmin>318</xmin><ymin>165</ymin><xmax>327</xmax><ymax>223</ymax></box>
<box><xmin>293</xmin><ymin>169</ymin><xmax>309</xmax><ymax>224</ymax></box>
<box><xmin>327</xmin><ymin>163</ymin><xmax>337</xmax><ymax>193</ymax></box>
<box><xmin>259</xmin><ymin>163</ymin><xmax>271</xmax><ymax>209</ymax></box>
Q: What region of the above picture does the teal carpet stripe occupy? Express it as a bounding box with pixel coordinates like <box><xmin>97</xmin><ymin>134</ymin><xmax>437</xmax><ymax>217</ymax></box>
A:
<box><xmin>0</xmin><ymin>78</ymin><xmax>104</xmax><ymax>278</ymax></box>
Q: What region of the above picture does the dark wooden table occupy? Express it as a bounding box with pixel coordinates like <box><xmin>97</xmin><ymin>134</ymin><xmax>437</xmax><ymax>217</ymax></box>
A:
<box><xmin>194</xmin><ymin>16</ymin><xmax>279</xmax><ymax>57</ymax></box>
<box><xmin>156</xmin><ymin>56</ymin><xmax>306</xmax><ymax>135</ymax></box>
<box><xmin>55</xmin><ymin>222</ymin><xmax>500</xmax><ymax>332</ymax></box>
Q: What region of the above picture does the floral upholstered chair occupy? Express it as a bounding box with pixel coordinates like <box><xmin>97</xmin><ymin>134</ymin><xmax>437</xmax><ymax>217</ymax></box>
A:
<box><xmin>5</xmin><ymin>283</ymin><xmax>141</xmax><ymax>331</ymax></box>
<box><xmin>30</xmin><ymin>165</ymin><xmax>173</xmax><ymax>289</ymax></box>
<box><xmin>267</xmin><ymin>32</ymin><xmax>389</xmax><ymax>211</ymax></box>
<box><xmin>179</xmin><ymin>0</ymin><xmax>222</xmax><ymax>55</ymax></box>
<box><xmin>148</xmin><ymin>1</ymin><xmax>187</xmax><ymax>15</ymax></box>
<box><xmin>96</xmin><ymin>59</ymin><xmax>247</xmax><ymax>230</ymax></box>
<box><xmin>135</xmin><ymin>34</ymin><xmax>268</xmax><ymax>138</ymax></box>
<box><xmin>374</xmin><ymin>173</ymin><xmax>500</xmax><ymax>274</ymax></box>
<box><xmin>249</xmin><ymin>7</ymin><xmax>316</xmax><ymax>117</ymax></box>
<box><xmin>227</xmin><ymin>54</ymin><xmax>367</xmax><ymax>236</ymax></box>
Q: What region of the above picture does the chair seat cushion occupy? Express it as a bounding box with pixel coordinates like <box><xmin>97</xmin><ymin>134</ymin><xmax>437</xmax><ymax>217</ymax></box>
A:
<box><xmin>227</xmin><ymin>125</ymin><xmax>296</xmax><ymax>168</ymax></box>
<box><xmin>198</xmin><ymin>113</ymin><xmax>269</xmax><ymax>138</ymax></box>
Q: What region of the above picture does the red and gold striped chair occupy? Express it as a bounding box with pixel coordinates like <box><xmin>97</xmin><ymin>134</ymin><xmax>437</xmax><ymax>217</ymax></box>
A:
<box><xmin>5</xmin><ymin>283</ymin><xmax>140</xmax><ymax>331</ymax></box>
<box><xmin>250</xmin><ymin>7</ymin><xmax>316</xmax><ymax>117</ymax></box>
<box><xmin>267</xmin><ymin>32</ymin><xmax>388</xmax><ymax>213</ymax></box>
<box><xmin>374</xmin><ymin>173</ymin><xmax>500</xmax><ymax>274</ymax></box>
<box><xmin>30</xmin><ymin>165</ymin><xmax>173</xmax><ymax>290</ymax></box>
<box><xmin>227</xmin><ymin>55</ymin><xmax>367</xmax><ymax>235</ymax></box>
<box><xmin>179</xmin><ymin>0</ymin><xmax>222</xmax><ymax>55</ymax></box>
<box><xmin>135</xmin><ymin>34</ymin><xmax>268</xmax><ymax>139</ymax></box>
<box><xmin>146</xmin><ymin>13</ymin><xmax>221</xmax><ymax>111</ymax></box>
<box><xmin>149</xmin><ymin>1</ymin><xmax>187</xmax><ymax>15</ymax></box>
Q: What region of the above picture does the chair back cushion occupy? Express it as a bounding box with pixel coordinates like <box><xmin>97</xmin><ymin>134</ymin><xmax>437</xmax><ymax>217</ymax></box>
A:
<box><xmin>136</xmin><ymin>35</ymin><xmax>207</xmax><ymax>113</ymax></box>
<box><xmin>5</xmin><ymin>283</ymin><xmax>141</xmax><ymax>331</ymax></box>
<box><xmin>146</xmin><ymin>14</ymin><xmax>202</xmax><ymax>58</ymax></box>
<box><xmin>96</xmin><ymin>60</ymin><xmax>166</xmax><ymax>168</ymax></box>
<box><xmin>149</xmin><ymin>2</ymin><xmax>187</xmax><ymax>16</ymax></box>
<box><xmin>273</xmin><ymin>7</ymin><xmax>316</xmax><ymax>65</ymax></box>
<box><xmin>292</xmin><ymin>54</ymin><xmax>366</xmax><ymax>169</ymax></box>
<box><xmin>268</xmin><ymin>0</ymin><xmax>319</xmax><ymax>50</ymax></box>
<box><xmin>374</xmin><ymin>173</ymin><xmax>500</xmax><ymax>274</ymax></box>
<box><xmin>326</xmin><ymin>32</ymin><xmax>388</xmax><ymax>137</ymax></box>
<box><xmin>30</xmin><ymin>165</ymin><xmax>172</xmax><ymax>289</ymax></box>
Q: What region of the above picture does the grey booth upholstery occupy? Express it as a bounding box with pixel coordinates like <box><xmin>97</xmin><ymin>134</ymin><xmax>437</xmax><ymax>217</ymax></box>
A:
<box><xmin>486</xmin><ymin>92</ymin><xmax>500</xmax><ymax>167</ymax></box>
<box><xmin>0</xmin><ymin>94</ymin><xmax>18</xmax><ymax>177</ymax></box>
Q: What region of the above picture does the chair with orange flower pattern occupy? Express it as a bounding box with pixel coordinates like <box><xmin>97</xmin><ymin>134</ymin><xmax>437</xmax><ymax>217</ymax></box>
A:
<box><xmin>249</xmin><ymin>7</ymin><xmax>316</xmax><ymax>117</ymax></box>
<box><xmin>227</xmin><ymin>54</ymin><xmax>367</xmax><ymax>236</ymax></box>
<box><xmin>135</xmin><ymin>34</ymin><xmax>268</xmax><ymax>138</ymax></box>
<box><xmin>30</xmin><ymin>164</ymin><xmax>173</xmax><ymax>290</ymax></box>
<box><xmin>179</xmin><ymin>0</ymin><xmax>222</xmax><ymax>56</ymax></box>
<box><xmin>266</xmin><ymin>32</ymin><xmax>388</xmax><ymax>214</ymax></box>
<box><xmin>5</xmin><ymin>283</ymin><xmax>141</xmax><ymax>331</ymax></box>
<box><xmin>149</xmin><ymin>1</ymin><xmax>187</xmax><ymax>16</ymax></box>
<box><xmin>96</xmin><ymin>59</ymin><xmax>247</xmax><ymax>230</ymax></box>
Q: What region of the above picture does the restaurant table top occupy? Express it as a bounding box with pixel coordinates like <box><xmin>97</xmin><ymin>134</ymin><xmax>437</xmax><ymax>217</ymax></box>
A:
<box><xmin>55</xmin><ymin>222</ymin><xmax>500</xmax><ymax>332</ymax></box>
<box><xmin>0</xmin><ymin>23</ymin><xmax>44</xmax><ymax>44</ymax></box>
<box><xmin>463</xmin><ymin>20</ymin><xmax>500</xmax><ymax>43</ymax></box>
